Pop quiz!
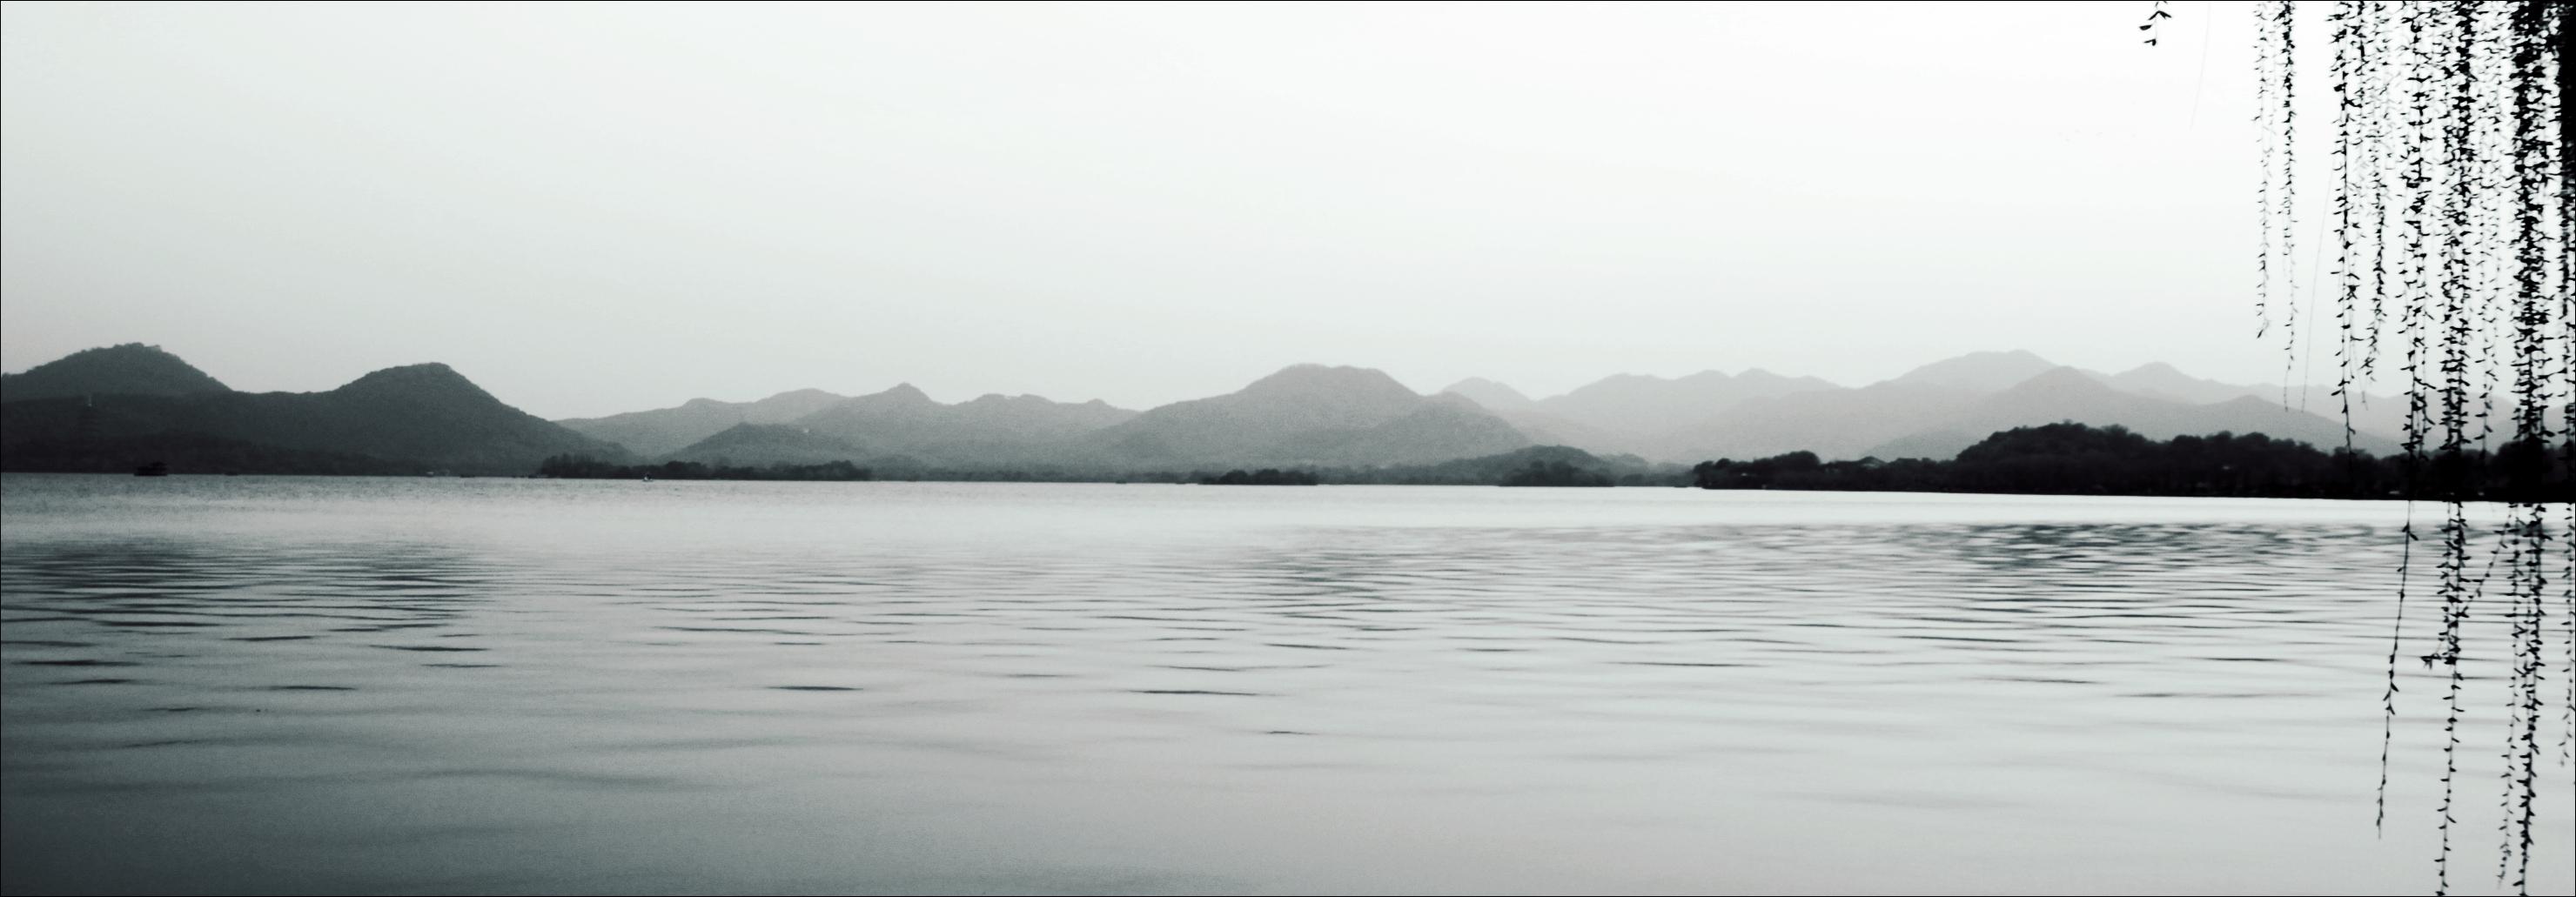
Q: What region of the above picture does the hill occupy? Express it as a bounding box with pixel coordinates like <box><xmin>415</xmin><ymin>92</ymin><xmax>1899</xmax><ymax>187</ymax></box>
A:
<box><xmin>0</xmin><ymin>358</ymin><xmax>623</xmax><ymax>474</ymax></box>
<box><xmin>1857</xmin><ymin>367</ymin><xmax>2397</xmax><ymax>460</ymax></box>
<box><xmin>0</xmin><ymin>343</ymin><xmax>231</xmax><ymax>402</ymax></box>
<box><xmin>1884</xmin><ymin>350</ymin><xmax>2074</xmax><ymax>393</ymax></box>
<box><xmin>1646</xmin><ymin>381</ymin><xmax>1984</xmax><ymax>461</ymax></box>
<box><xmin>792</xmin><ymin>385</ymin><xmax>1138</xmax><ymax>468</ymax></box>
<box><xmin>664</xmin><ymin>424</ymin><xmax>871</xmax><ymax>467</ymax></box>
<box><xmin>1534</xmin><ymin>369</ymin><xmax>1840</xmax><ymax>446</ymax></box>
<box><xmin>557</xmin><ymin>388</ymin><xmax>849</xmax><ymax>456</ymax></box>
<box><xmin>1086</xmin><ymin>365</ymin><xmax>1530</xmax><ymax>468</ymax></box>
<box><xmin>1438</xmin><ymin>377</ymin><xmax>1540</xmax><ymax>412</ymax></box>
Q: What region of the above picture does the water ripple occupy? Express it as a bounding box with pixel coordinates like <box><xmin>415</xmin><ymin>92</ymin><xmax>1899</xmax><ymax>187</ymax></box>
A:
<box><xmin>0</xmin><ymin>476</ymin><xmax>2563</xmax><ymax>895</ymax></box>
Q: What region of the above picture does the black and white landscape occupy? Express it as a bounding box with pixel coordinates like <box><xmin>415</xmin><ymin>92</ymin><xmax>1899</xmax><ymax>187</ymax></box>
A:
<box><xmin>3</xmin><ymin>342</ymin><xmax>2412</xmax><ymax>477</ymax></box>
<box><xmin>3</xmin><ymin>3</ymin><xmax>2567</xmax><ymax>896</ymax></box>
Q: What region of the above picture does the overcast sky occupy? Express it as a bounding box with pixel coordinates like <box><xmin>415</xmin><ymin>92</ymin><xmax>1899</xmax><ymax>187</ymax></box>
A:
<box><xmin>3</xmin><ymin>2</ymin><xmax>2334</xmax><ymax>418</ymax></box>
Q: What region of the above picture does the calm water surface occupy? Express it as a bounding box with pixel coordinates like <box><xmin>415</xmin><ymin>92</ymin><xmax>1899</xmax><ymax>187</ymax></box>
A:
<box><xmin>2</xmin><ymin>475</ymin><xmax>2566</xmax><ymax>894</ymax></box>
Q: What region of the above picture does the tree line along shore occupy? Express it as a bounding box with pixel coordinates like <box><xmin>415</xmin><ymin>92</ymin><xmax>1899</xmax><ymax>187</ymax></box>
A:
<box><xmin>513</xmin><ymin>423</ymin><xmax>2570</xmax><ymax>502</ymax></box>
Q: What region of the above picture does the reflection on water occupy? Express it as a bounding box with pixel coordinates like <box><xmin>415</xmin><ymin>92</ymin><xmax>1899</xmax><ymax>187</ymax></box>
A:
<box><xmin>1</xmin><ymin>475</ymin><xmax>2564</xmax><ymax>894</ymax></box>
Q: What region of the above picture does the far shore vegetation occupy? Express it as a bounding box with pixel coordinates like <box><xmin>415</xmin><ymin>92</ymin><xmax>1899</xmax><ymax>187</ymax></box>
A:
<box><xmin>13</xmin><ymin>423</ymin><xmax>2564</xmax><ymax>503</ymax></box>
<box><xmin>1691</xmin><ymin>423</ymin><xmax>2568</xmax><ymax>502</ymax></box>
<box><xmin>516</xmin><ymin>423</ymin><xmax>2568</xmax><ymax>500</ymax></box>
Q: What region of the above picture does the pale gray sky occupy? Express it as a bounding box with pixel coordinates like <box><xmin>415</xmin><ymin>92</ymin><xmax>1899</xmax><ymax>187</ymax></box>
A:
<box><xmin>3</xmin><ymin>1</ymin><xmax>2325</xmax><ymax>418</ymax></box>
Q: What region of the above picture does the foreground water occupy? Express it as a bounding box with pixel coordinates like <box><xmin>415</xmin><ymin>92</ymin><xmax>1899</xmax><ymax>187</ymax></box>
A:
<box><xmin>1</xmin><ymin>475</ymin><xmax>2566</xmax><ymax>895</ymax></box>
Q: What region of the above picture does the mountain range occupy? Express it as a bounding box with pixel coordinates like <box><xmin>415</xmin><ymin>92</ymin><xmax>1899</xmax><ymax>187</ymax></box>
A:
<box><xmin>1436</xmin><ymin>349</ymin><xmax>2403</xmax><ymax>462</ymax></box>
<box><xmin>556</xmin><ymin>389</ymin><xmax>849</xmax><ymax>457</ymax></box>
<box><xmin>1</xmin><ymin>346</ymin><xmax>621</xmax><ymax>474</ymax></box>
<box><xmin>2</xmin><ymin>343</ymin><xmax>2420</xmax><ymax>478</ymax></box>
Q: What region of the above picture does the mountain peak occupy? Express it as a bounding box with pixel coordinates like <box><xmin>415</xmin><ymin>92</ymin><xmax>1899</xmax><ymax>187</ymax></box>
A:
<box><xmin>1241</xmin><ymin>365</ymin><xmax>1419</xmax><ymax>401</ymax></box>
<box><xmin>2000</xmin><ymin>365</ymin><xmax>2120</xmax><ymax>395</ymax></box>
<box><xmin>0</xmin><ymin>342</ymin><xmax>232</xmax><ymax>402</ymax></box>
<box><xmin>2103</xmin><ymin>362</ymin><xmax>2259</xmax><ymax>405</ymax></box>
<box><xmin>867</xmin><ymin>383</ymin><xmax>936</xmax><ymax>405</ymax></box>
<box><xmin>1889</xmin><ymin>350</ymin><xmax>2063</xmax><ymax>393</ymax></box>
<box><xmin>1439</xmin><ymin>377</ymin><xmax>1536</xmax><ymax>411</ymax></box>
<box><xmin>667</xmin><ymin>422</ymin><xmax>865</xmax><ymax>465</ymax></box>
<box><xmin>336</xmin><ymin>362</ymin><xmax>471</xmax><ymax>389</ymax></box>
<box><xmin>329</xmin><ymin>363</ymin><xmax>503</xmax><ymax>406</ymax></box>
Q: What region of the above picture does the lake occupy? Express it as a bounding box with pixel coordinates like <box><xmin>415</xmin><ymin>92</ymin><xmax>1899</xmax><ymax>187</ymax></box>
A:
<box><xmin>2</xmin><ymin>474</ymin><xmax>2566</xmax><ymax>895</ymax></box>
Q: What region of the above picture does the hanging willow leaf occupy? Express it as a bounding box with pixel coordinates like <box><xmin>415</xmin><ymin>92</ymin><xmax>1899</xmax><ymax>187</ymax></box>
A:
<box><xmin>2224</xmin><ymin>2</ymin><xmax>2568</xmax><ymax>894</ymax></box>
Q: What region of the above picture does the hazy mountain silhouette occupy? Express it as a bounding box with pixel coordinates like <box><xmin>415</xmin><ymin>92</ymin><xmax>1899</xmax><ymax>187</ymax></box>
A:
<box><xmin>549</xmin><ymin>349</ymin><xmax>2432</xmax><ymax>471</ymax></box>
<box><xmin>558</xmin><ymin>388</ymin><xmax>849</xmax><ymax>456</ymax></box>
<box><xmin>1535</xmin><ymin>369</ymin><xmax>1841</xmax><ymax>443</ymax></box>
<box><xmin>1857</xmin><ymin>367</ymin><xmax>2400</xmax><ymax>460</ymax></box>
<box><xmin>1436</xmin><ymin>379</ymin><xmax>1626</xmax><ymax>456</ymax></box>
<box><xmin>1988</xmin><ymin>358</ymin><xmax>2409</xmax><ymax>442</ymax></box>
<box><xmin>1</xmin><ymin>355</ymin><xmax>621</xmax><ymax>474</ymax></box>
<box><xmin>1479</xmin><ymin>408</ymin><xmax>1629</xmax><ymax>456</ymax></box>
<box><xmin>1625</xmin><ymin>352</ymin><xmax>2425</xmax><ymax>462</ymax></box>
<box><xmin>0</xmin><ymin>343</ymin><xmax>231</xmax><ymax>402</ymax></box>
<box><xmin>789</xmin><ymin>383</ymin><xmax>946</xmax><ymax>443</ymax></box>
<box><xmin>2084</xmin><ymin>362</ymin><xmax>2404</xmax><ymax>441</ymax></box>
<box><xmin>792</xmin><ymin>385</ymin><xmax>1137</xmax><ymax>467</ymax></box>
<box><xmin>1438</xmin><ymin>377</ymin><xmax>1540</xmax><ymax>412</ymax></box>
<box><xmin>1647</xmin><ymin>381</ymin><xmax>1984</xmax><ymax>461</ymax></box>
<box><xmin>1090</xmin><ymin>365</ymin><xmax>1529</xmax><ymax>466</ymax></box>
<box><xmin>665</xmin><ymin>423</ymin><xmax>871</xmax><ymax>467</ymax></box>
<box><xmin>1884</xmin><ymin>350</ymin><xmax>2075</xmax><ymax>393</ymax></box>
<box><xmin>4</xmin><ymin>343</ymin><xmax>2445</xmax><ymax>476</ymax></box>
<box><xmin>2103</xmin><ymin>362</ymin><xmax>2258</xmax><ymax>405</ymax></box>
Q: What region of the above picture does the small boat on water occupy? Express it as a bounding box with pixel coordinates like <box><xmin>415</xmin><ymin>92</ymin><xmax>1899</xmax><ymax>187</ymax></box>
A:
<box><xmin>133</xmin><ymin>461</ymin><xmax>169</xmax><ymax>477</ymax></box>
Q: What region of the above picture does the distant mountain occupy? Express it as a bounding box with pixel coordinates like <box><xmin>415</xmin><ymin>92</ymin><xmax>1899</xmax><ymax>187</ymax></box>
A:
<box><xmin>1</xmin><ymin>359</ymin><xmax>622</xmax><ymax>474</ymax></box>
<box><xmin>1632</xmin><ymin>353</ymin><xmax>2426</xmax><ymax>463</ymax></box>
<box><xmin>2245</xmin><ymin>383</ymin><xmax>2435</xmax><ymax>446</ymax></box>
<box><xmin>1437</xmin><ymin>379</ymin><xmax>1627</xmax><ymax>456</ymax></box>
<box><xmin>666</xmin><ymin>423</ymin><xmax>870</xmax><ymax>467</ymax></box>
<box><xmin>2095</xmin><ymin>364</ymin><xmax>2418</xmax><ymax>441</ymax></box>
<box><xmin>946</xmin><ymin>392</ymin><xmax>1140</xmax><ymax>436</ymax></box>
<box><xmin>1439</xmin><ymin>377</ymin><xmax>1540</xmax><ymax>412</ymax></box>
<box><xmin>1885</xmin><ymin>350</ymin><xmax>2075</xmax><ymax>393</ymax></box>
<box><xmin>1</xmin><ymin>344</ymin><xmax>2456</xmax><ymax>477</ymax></box>
<box><xmin>2103</xmin><ymin>362</ymin><xmax>2258</xmax><ymax>405</ymax></box>
<box><xmin>1476</xmin><ymin>407</ymin><xmax>1630</xmax><ymax>457</ymax></box>
<box><xmin>1088</xmin><ymin>365</ymin><xmax>1530</xmax><ymax>467</ymax></box>
<box><xmin>1645</xmin><ymin>381</ymin><xmax>1984</xmax><ymax>462</ymax></box>
<box><xmin>1857</xmin><ymin>367</ymin><xmax>2399</xmax><ymax>460</ymax></box>
<box><xmin>0</xmin><ymin>343</ymin><xmax>231</xmax><ymax>402</ymax></box>
<box><xmin>558</xmin><ymin>388</ymin><xmax>849</xmax><ymax>456</ymax></box>
<box><xmin>1536</xmin><ymin>369</ymin><xmax>1841</xmax><ymax>443</ymax></box>
<box><xmin>794</xmin><ymin>385</ymin><xmax>1137</xmax><ymax>467</ymax></box>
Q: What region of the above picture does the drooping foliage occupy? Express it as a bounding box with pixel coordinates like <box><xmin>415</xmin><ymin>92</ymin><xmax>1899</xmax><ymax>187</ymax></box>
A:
<box><xmin>2232</xmin><ymin>3</ymin><xmax>2569</xmax><ymax>894</ymax></box>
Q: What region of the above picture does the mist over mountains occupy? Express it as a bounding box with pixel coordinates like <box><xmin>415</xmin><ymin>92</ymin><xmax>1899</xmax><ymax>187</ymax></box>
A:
<box><xmin>1</xmin><ymin>343</ymin><xmax>2410</xmax><ymax>478</ymax></box>
<box><xmin>1442</xmin><ymin>350</ymin><xmax>2402</xmax><ymax>463</ymax></box>
<box><xmin>557</xmin><ymin>388</ymin><xmax>850</xmax><ymax>457</ymax></box>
